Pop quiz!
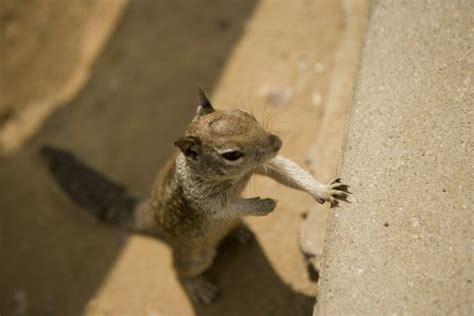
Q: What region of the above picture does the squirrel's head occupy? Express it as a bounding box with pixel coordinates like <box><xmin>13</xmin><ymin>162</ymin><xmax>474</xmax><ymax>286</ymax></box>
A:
<box><xmin>174</xmin><ymin>89</ymin><xmax>282</xmax><ymax>179</ymax></box>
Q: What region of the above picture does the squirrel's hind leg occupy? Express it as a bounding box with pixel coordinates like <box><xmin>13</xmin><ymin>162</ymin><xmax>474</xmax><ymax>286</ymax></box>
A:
<box><xmin>173</xmin><ymin>246</ymin><xmax>219</xmax><ymax>304</ymax></box>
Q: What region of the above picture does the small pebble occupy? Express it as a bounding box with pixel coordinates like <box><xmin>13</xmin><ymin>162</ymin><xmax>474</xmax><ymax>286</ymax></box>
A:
<box><xmin>384</xmin><ymin>222</ymin><xmax>389</xmax><ymax>227</ymax></box>
<box><xmin>314</xmin><ymin>63</ymin><xmax>325</xmax><ymax>74</ymax></box>
<box><xmin>266</xmin><ymin>87</ymin><xmax>293</xmax><ymax>107</ymax></box>
<box><xmin>297</xmin><ymin>56</ymin><xmax>311</xmax><ymax>71</ymax></box>
<box><xmin>312</xmin><ymin>92</ymin><xmax>322</xmax><ymax>106</ymax></box>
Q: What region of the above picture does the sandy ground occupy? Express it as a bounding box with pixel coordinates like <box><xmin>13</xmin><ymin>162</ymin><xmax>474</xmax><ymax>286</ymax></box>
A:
<box><xmin>0</xmin><ymin>1</ymin><xmax>366</xmax><ymax>315</ymax></box>
<box><xmin>0</xmin><ymin>0</ymin><xmax>126</xmax><ymax>155</ymax></box>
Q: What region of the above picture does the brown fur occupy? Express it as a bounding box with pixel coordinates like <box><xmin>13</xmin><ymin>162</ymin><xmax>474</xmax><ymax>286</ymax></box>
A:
<box><xmin>129</xmin><ymin>90</ymin><xmax>350</xmax><ymax>303</ymax></box>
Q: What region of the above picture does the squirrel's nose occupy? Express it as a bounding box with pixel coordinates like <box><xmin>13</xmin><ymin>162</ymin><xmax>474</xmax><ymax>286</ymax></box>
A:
<box><xmin>269</xmin><ymin>134</ymin><xmax>282</xmax><ymax>152</ymax></box>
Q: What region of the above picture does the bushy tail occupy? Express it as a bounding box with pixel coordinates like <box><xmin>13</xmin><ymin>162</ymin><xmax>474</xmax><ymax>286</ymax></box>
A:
<box><xmin>41</xmin><ymin>145</ymin><xmax>139</xmax><ymax>226</ymax></box>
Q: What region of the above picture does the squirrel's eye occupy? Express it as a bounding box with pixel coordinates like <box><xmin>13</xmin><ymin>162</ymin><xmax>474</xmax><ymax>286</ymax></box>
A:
<box><xmin>221</xmin><ymin>151</ymin><xmax>244</xmax><ymax>161</ymax></box>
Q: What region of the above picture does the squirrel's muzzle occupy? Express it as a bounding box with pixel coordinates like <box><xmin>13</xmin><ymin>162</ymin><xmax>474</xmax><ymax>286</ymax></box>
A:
<box><xmin>268</xmin><ymin>134</ymin><xmax>282</xmax><ymax>153</ymax></box>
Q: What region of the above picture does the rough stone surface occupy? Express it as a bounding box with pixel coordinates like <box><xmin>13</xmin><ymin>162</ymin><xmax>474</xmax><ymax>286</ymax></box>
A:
<box><xmin>316</xmin><ymin>1</ymin><xmax>473</xmax><ymax>315</ymax></box>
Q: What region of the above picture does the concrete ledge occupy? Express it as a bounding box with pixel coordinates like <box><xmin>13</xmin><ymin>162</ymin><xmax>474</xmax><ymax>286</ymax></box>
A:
<box><xmin>316</xmin><ymin>1</ymin><xmax>473</xmax><ymax>315</ymax></box>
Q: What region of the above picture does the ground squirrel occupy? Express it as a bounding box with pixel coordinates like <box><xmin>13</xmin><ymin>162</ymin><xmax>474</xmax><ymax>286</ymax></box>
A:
<box><xmin>41</xmin><ymin>89</ymin><xmax>350</xmax><ymax>304</ymax></box>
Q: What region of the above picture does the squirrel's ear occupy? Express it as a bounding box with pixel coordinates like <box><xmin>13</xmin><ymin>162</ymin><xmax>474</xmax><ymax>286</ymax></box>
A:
<box><xmin>174</xmin><ymin>136</ymin><xmax>202</xmax><ymax>160</ymax></box>
<box><xmin>196</xmin><ymin>88</ymin><xmax>214</xmax><ymax>116</ymax></box>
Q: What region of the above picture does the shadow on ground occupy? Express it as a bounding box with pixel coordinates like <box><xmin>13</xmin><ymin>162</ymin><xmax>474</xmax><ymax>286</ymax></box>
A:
<box><xmin>190</xmin><ymin>238</ymin><xmax>314</xmax><ymax>316</ymax></box>
<box><xmin>0</xmin><ymin>0</ymin><xmax>312</xmax><ymax>315</ymax></box>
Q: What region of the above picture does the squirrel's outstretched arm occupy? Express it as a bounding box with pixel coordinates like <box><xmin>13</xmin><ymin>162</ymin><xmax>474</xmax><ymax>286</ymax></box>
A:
<box><xmin>256</xmin><ymin>155</ymin><xmax>350</xmax><ymax>207</ymax></box>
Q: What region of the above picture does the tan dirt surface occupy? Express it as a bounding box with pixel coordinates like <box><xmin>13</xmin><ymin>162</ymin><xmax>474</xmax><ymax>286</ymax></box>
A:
<box><xmin>0</xmin><ymin>1</ymin><xmax>367</xmax><ymax>315</ymax></box>
<box><xmin>0</xmin><ymin>0</ymin><xmax>126</xmax><ymax>155</ymax></box>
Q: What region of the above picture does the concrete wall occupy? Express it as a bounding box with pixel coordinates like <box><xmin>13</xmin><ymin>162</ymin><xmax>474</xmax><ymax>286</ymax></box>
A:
<box><xmin>316</xmin><ymin>1</ymin><xmax>473</xmax><ymax>315</ymax></box>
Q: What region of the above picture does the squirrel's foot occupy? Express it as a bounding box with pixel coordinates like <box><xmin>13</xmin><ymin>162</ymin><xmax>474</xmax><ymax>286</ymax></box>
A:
<box><xmin>231</xmin><ymin>223</ymin><xmax>255</xmax><ymax>245</ymax></box>
<box><xmin>182</xmin><ymin>275</ymin><xmax>219</xmax><ymax>304</ymax></box>
<box><xmin>314</xmin><ymin>178</ymin><xmax>351</xmax><ymax>208</ymax></box>
<box><xmin>247</xmin><ymin>197</ymin><xmax>277</xmax><ymax>216</ymax></box>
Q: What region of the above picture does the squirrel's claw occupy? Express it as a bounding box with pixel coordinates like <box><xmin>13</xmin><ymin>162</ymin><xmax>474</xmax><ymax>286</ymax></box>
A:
<box><xmin>182</xmin><ymin>276</ymin><xmax>219</xmax><ymax>304</ymax></box>
<box><xmin>316</xmin><ymin>178</ymin><xmax>352</xmax><ymax>207</ymax></box>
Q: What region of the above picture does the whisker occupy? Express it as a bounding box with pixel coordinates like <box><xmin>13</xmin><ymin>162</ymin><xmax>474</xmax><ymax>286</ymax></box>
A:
<box><xmin>266</xmin><ymin>120</ymin><xmax>290</xmax><ymax>132</ymax></box>
<box><xmin>266</xmin><ymin>106</ymin><xmax>278</xmax><ymax>132</ymax></box>
<box><xmin>249</xmin><ymin>173</ymin><xmax>258</xmax><ymax>196</ymax></box>
<box><xmin>261</xmin><ymin>102</ymin><xmax>268</xmax><ymax>129</ymax></box>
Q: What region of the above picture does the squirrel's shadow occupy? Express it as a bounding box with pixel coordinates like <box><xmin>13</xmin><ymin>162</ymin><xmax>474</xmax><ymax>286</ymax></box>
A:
<box><xmin>185</xmin><ymin>233</ymin><xmax>314</xmax><ymax>316</ymax></box>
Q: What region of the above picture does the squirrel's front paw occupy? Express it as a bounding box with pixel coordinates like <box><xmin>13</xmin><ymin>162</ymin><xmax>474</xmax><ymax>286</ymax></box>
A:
<box><xmin>314</xmin><ymin>178</ymin><xmax>351</xmax><ymax>208</ymax></box>
<box><xmin>248</xmin><ymin>197</ymin><xmax>277</xmax><ymax>216</ymax></box>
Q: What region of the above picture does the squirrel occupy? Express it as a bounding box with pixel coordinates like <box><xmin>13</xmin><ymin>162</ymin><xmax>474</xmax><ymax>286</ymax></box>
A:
<box><xmin>41</xmin><ymin>89</ymin><xmax>350</xmax><ymax>304</ymax></box>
